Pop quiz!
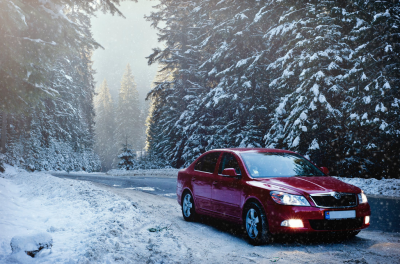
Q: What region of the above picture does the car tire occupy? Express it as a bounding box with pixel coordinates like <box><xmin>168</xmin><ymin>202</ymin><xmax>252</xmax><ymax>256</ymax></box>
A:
<box><xmin>181</xmin><ymin>191</ymin><xmax>196</xmax><ymax>221</ymax></box>
<box><xmin>243</xmin><ymin>202</ymin><xmax>271</xmax><ymax>245</ymax></box>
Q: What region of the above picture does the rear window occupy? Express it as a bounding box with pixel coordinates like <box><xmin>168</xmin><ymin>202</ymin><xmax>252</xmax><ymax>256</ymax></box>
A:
<box><xmin>194</xmin><ymin>152</ymin><xmax>221</xmax><ymax>173</ymax></box>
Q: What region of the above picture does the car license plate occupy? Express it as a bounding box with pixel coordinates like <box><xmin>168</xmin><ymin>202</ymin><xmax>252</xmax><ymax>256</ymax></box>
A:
<box><xmin>325</xmin><ymin>210</ymin><xmax>356</xmax><ymax>220</ymax></box>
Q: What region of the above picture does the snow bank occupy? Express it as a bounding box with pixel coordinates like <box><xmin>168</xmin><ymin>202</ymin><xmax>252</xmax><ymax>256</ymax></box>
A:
<box><xmin>335</xmin><ymin>177</ymin><xmax>400</xmax><ymax>197</ymax></box>
<box><xmin>0</xmin><ymin>165</ymin><xmax>173</xmax><ymax>263</ymax></box>
<box><xmin>107</xmin><ymin>168</ymin><xmax>179</xmax><ymax>177</ymax></box>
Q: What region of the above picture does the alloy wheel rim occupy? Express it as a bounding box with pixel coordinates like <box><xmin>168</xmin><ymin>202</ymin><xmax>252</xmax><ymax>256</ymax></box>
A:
<box><xmin>246</xmin><ymin>208</ymin><xmax>260</xmax><ymax>239</ymax></box>
<box><xmin>183</xmin><ymin>194</ymin><xmax>193</xmax><ymax>217</ymax></box>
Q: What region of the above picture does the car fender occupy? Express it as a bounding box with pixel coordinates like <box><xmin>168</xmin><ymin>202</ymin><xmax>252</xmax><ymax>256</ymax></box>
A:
<box><xmin>180</xmin><ymin>187</ymin><xmax>197</xmax><ymax>207</ymax></box>
<box><xmin>177</xmin><ymin>168</ymin><xmax>194</xmax><ymax>205</ymax></box>
<box><xmin>241</xmin><ymin>195</ymin><xmax>268</xmax><ymax>219</ymax></box>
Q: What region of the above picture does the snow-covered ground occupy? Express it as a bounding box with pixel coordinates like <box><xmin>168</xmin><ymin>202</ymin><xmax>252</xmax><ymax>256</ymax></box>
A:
<box><xmin>335</xmin><ymin>177</ymin><xmax>400</xmax><ymax>198</ymax></box>
<box><xmin>1</xmin><ymin>165</ymin><xmax>400</xmax><ymax>263</ymax></box>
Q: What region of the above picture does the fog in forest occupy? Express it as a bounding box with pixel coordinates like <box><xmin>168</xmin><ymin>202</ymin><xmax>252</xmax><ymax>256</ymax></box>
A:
<box><xmin>92</xmin><ymin>0</ymin><xmax>159</xmax><ymax>105</ymax></box>
<box><xmin>90</xmin><ymin>1</ymin><xmax>160</xmax><ymax>170</ymax></box>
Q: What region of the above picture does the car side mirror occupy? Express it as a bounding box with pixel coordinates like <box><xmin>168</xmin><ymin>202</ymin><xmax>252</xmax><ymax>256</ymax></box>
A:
<box><xmin>320</xmin><ymin>167</ymin><xmax>329</xmax><ymax>175</ymax></box>
<box><xmin>222</xmin><ymin>168</ymin><xmax>239</xmax><ymax>178</ymax></box>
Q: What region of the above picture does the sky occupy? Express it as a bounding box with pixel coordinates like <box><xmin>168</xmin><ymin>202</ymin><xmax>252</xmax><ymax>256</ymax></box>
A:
<box><xmin>91</xmin><ymin>0</ymin><xmax>160</xmax><ymax>107</ymax></box>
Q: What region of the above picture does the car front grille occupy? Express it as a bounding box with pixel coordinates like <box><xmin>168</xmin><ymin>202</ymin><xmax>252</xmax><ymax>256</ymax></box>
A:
<box><xmin>310</xmin><ymin>193</ymin><xmax>357</xmax><ymax>208</ymax></box>
<box><xmin>309</xmin><ymin>218</ymin><xmax>363</xmax><ymax>231</ymax></box>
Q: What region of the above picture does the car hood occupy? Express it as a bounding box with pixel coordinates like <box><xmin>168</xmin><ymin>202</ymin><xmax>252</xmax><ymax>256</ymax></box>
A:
<box><xmin>253</xmin><ymin>176</ymin><xmax>361</xmax><ymax>195</ymax></box>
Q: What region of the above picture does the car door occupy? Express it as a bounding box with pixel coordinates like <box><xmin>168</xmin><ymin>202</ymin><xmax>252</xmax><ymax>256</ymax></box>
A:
<box><xmin>211</xmin><ymin>152</ymin><xmax>242</xmax><ymax>219</ymax></box>
<box><xmin>191</xmin><ymin>152</ymin><xmax>221</xmax><ymax>212</ymax></box>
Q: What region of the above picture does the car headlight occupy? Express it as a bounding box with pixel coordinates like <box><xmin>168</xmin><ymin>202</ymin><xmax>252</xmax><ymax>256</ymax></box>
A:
<box><xmin>358</xmin><ymin>191</ymin><xmax>368</xmax><ymax>204</ymax></box>
<box><xmin>270</xmin><ymin>191</ymin><xmax>310</xmax><ymax>206</ymax></box>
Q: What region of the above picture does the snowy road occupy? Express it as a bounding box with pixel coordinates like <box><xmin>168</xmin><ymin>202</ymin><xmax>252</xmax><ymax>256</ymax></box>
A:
<box><xmin>1</xmin><ymin>168</ymin><xmax>400</xmax><ymax>263</ymax></box>
<box><xmin>51</xmin><ymin>172</ymin><xmax>400</xmax><ymax>233</ymax></box>
<box><xmin>51</xmin><ymin>173</ymin><xmax>178</xmax><ymax>198</ymax></box>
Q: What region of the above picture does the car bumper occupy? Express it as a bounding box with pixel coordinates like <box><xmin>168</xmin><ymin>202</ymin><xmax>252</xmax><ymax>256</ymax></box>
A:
<box><xmin>266</xmin><ymin>202</ymin><xmax>371</xmax><ymax>234</ymax></box>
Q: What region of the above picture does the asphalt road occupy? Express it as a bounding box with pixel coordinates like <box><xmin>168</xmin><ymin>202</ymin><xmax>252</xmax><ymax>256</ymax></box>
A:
<box><xmin>52</xmin><ymin>173</ymin><xmax>178</xmax><ymax>198</ymax></box>
<box><xmin>51</xmin><ymin>173</ymin><xmax>400</xmax><ymax>233</ymax></box>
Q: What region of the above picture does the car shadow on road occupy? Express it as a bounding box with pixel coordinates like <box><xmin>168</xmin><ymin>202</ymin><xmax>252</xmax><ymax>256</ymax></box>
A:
<box><xmin>195</xmin><ymin>215</ymin><xmax>370</xmax><ymax>247</ymax></box>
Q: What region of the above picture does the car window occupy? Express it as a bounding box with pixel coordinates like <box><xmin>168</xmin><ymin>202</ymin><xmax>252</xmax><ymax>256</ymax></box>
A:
<box><xmin>218</xmin><ymin>153</ymin><xmax>241</xmax><ymax>175</ymax></box>
<box><xmin>194</xmin><ymin>152</ymin><xmax>221</xmax><ymax>173</ymax></box>
<box><xmin>240</xmin><ymin>152</ymin><xmax>325</xmax><ymax>178</ymax></box>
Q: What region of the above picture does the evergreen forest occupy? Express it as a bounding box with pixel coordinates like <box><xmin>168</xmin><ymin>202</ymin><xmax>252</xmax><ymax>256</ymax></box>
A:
<box><xmin>0</xmin><ymin>0</ymin><xmax>134</xmax><ymax>172</ymax></box>
<box><xmin>146</xmin><ymin>0</ymin><xmax>400</xmax><ymax>179</ymax></box>
<box><xmin>95</xmin><ymin>64</ymin><xmax>147</xmax><ymax>171</ymax></box>
<box><xmin>0</xmin><ymin>0</ymin><xmax>399</xmax><ymax>179</ymax></box>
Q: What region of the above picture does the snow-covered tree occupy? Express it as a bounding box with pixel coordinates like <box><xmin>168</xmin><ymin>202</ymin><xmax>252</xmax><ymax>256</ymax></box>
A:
<box><xmin>115</xmin><ymin>64</ymin><xmax>143</xmax><ymax>151</ymax></box>
<box><xmin>264</xmin><ymin>1</ymin><xmax>354</xmax><ymax>169</ymax></box>
<box><xmin>145</xmin><ymin>63</ymin><xmax>175</xmax><ymax>159</ymax></box>
<box><xmin>8</xmin><ymin>47</ymin><xmax>101</xmax><ymax>172</ymax></box>
<box><xmin>146</xmin><ymin>0</ymin><xmax>287</xmax><ymax>167</ymax></box>
<box><xmin>173</xmin><ymin>0</ymin><xmax>281</xmax><ymax>164</ymax></box>
<box><xmin>0</xmin><ymin>153</ymin><xmax>5</xmax><ymax>173</ymax></box>
<box><xmin>338</xmin><ymin>0</ymin><xmax>400</xmax><ymax>178</ymax></box>
<box><xmin>0</xmin><ymin>113</ymin><xmax>6</xmax><ymax>154</ymax></box>
<box><xmin>117</xmin><ymin>142</ymin><xmax>136</xmax><ymax>170</ymax></box>
<box><xmin>94</xmin><ymin>80</ymin><xmax>117</xmax><ymax>171</ymax></box>
<box><xmin>0</xmin><ymin>0</ymin><xmax>128</xmax><ymax>115</ymax></box>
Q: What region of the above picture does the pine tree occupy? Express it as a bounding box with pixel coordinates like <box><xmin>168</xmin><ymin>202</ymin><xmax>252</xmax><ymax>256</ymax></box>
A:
<box><xmin>263</xmin><ymin>1</ymin><xmax>353</xmax><ymax>169</ymax></box>
<box><xmin>115</xmin><ymin>64</ymin><xmax>142</xmax><ymax>152</ymax></box>
<box><xmin>145</xmin><ymin>63</ymin><xmax>175</xmax><ymax>160</ymax></box>
<box><xmin>339</xmin><ymin>0</ymin><xmax>400</xmax><ymax>178</ymax></box>
<box><xmin>146</xmin><ymin>0</ymin><xmax>284</xmax><ymax>166</ymax></box>
<box><xmin>1</xmin><ymin>1</ymin><xmax>105</xmax><ymax>172</ymax></box>
<box><xmin>118</xmin><ymin>141</ymin><xmax>136</xmax><ymax>170</ymax></box>
<box><xmin>174</xmin><ymin>0</ymin><xmax>280</xmax><ymax>165</ymax></box>
<box><xmin>0</xmin><ymin>157</ymin><xmax>4</xmax><ymax>173</ymax></box>
<box><xmin>94</xmin><ymin>79</ymin><xmax>117</xmax><ymax>171</ymax></box>
<box><xmin>0</xmin><ymin>0</ymin><xmax>128</xmax><ymax>115</ymax></box>
<box><xmin>0</xmin><ymin>113</ymin><xmax>6</xmax><ymax>154</ymax></box>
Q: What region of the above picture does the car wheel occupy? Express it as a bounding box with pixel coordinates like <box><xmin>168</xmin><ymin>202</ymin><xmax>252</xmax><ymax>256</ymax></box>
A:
<box><xmin>244</xmin><ymin>202</ymin><xmax>271</xmax><ymax>245</ymax></box>
<box><xmin>181</xmin><ymin>191</ymin><xmax>196</xmax><ymax>221</ymax></box>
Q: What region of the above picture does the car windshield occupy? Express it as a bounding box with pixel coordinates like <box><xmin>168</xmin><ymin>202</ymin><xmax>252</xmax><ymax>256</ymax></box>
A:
<box><xmin>240</xmin><ymin>152</ymin><xmax>325</xmax><ymax>178</ymax></box>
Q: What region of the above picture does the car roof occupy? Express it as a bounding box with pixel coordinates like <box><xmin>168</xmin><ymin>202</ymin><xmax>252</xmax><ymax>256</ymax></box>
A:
<box><xmin>211</xmin><ymin>148</ymin><xmax>297</xmax><ymax>154</ymax></box>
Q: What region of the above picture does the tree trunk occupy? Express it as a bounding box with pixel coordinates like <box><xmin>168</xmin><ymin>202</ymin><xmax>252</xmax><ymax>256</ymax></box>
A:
<box><xmin>1</xmin><ymin>112</ymin><xmax>7</xmax><ymax>153</ymax></box>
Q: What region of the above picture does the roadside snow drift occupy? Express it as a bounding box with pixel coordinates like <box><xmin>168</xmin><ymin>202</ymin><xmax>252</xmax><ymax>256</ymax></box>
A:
<box><xmin>0</xmin><ymin>165</ymin><xmax>148</xmax><ymax>263</ymax></box>
<box><xmin>335</xmin><ymin>177</ymin><xmax>400</xmax><ymax>197</ymax></box>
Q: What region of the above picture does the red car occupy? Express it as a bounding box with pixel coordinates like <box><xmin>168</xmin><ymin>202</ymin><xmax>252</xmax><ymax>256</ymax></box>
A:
<box><xmin>177</xmin><ymin>148</ymin><xmax>371</xmax><ymax>245</ymax></box>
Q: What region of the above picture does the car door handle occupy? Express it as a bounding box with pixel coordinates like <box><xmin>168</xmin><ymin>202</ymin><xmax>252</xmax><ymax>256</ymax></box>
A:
<box><xmin>192</xmin><ymin>177</ymin><xmax>196</xmax><ymax>181</ymax></box>
<box><xmin>213</xmin><ymin>181</ymin><xmax>218</xmax><ymax>185</ymax></box>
